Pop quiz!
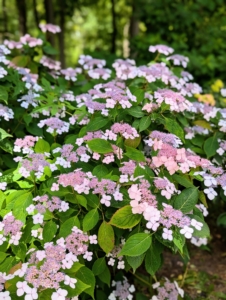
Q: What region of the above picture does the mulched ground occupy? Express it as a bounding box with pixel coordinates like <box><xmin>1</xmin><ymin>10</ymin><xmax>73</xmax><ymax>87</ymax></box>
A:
<box><xmin>159</xmin><ymin>224</ymin><xmax>226</xmax><ymax>299</ymax></box>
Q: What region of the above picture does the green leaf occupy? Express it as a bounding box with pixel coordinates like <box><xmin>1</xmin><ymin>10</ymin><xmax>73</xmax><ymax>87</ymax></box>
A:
<box><xmin>174</xmin><ymin>187</ymin><xmax>199</xmax><ymax>213</ymax></box>
<box><xmin>0</xmin><ymin>140</ymin><xmax>13</xmax><ymax>154</ymax></box>
<box><xmin>203</xmin><ymin>135</ymin><xmax>219</xmax><ymax>158</ymax></box>
<box><xmin>124</xmin><ymin>146</ymin><xmax>145</xmax><ymax>162</ymax></box>
<box><xmin>92</xmin><ymin>257</ymin><xmax>107</xmax><ymax>275</ymax></box>
<box><xmin>173</xmin><ymin>230</ymin><xmax>185</xmax><ymax>253</ymax></box>
<box><xmin>189</xmin><ymin>214</ymin><xmax>210</xmax><ymax>238</ymax></box>
<box><xmin>0</xmin><ymin>257</ymin><xmax>15</xmax><ymax>272</ymax></box>
<box><xmin>126</xmin><ymin>253</ymin><xmax>145</xmax><ymax>272</ymax></box>
<box><xmin>11</xmin><ymin>55</ymin><xmax>30</xmax><ymax>67</ymax></box>
<box><xmin>129</xmin><ymin>87</ymin><xmax>144</xmax><ymax>104</ymax></box>
<box><xmin>145</xmin><ymin>241</ymin><xmax>163</xmax><ymax>276</ymax></box>
<box><xmin>11</xmin><ymin>243</ymin><xmax>27</xmax><ymax>261</ymax></box>
<box><xmin>67</xmin><ymin>278</ymin><xmax>90</xmax><ymax>297</ymax></box>
<box><xmin>58</xmin><ymin>216</ymin><xmax>80</xmax><ymax>238</ymax></box>
<box><xmin>0</xmin><ymin>86</ymin><xmax>8</xmax><ymax>104</ymax></box>
<box><xmin>98</xmin><ymin>266</ymin><xmax>111</xmax><ymax>286</ymax></box>
<box><xmin>0</xmin><ymin>128</ymin><xmax>12</xmax><ymax>140</ymax></box>
<box><xmin>87</xmin><ymin>138</ymin><xmax>113</xmax><ymax>153</ymax></box>
<box><xmin>0</xmin><ymin>252</ymin><xmax>8</xmax><ymax>264</ymax></box>
<box><xmin>34</xmin><ymin>139</ymin><xmax>50</xmax><ymax>153</ymax></box>
<box><xmin>86</xmin><ymin>116</ymin><xmax>110</xmax><ymax>131</ymax></box>
<box><xmin>119</xmin><ymin>233</ymin><xmax>152</xmax><ymax>256</ymax></box>
<box><xmin>93</xmin><ymin>165</ymin><xmax>109</xmax><ymax>179</ymax></box>
<box><xmin>217</xmin><ymin>212</ymin><xmax>226</xmax><ymax>226</ymax></box>
<box><xmin>109</xmin><ymin>205</ymin><xmax>142</xmax><ymax>229</ymax></box>
<box><xmin>124</xmin><ymin>136</ymin><xmax>141</xmax><ymax>148</ymax></box>
<box><xmin>172</xmin><ymin>174</ymin><xmax>194</xmax><ymax>188</ymax></box>
<box><xmin>164</xmin><ymin>118</ymin><xmax>184</xmax><ymax>142</ymax></box>
<box><xmin>126</xmin><ymin>106</ymin><xmax>145</xmax><ymax>118</ymax></box>
<box><xmin>66</xmin><ymin>262</ymin><xmax>84</xmax><ymax>274</ymax></box>
<box><xmin>75</xmin><ymin>266</ymin><xmax>95</xmax><ymax>299</ymax></box>
<box><xmin>43</xmin><ymin>220</ymin><xmax>57</xmax><ymax>242</ymax></box>
<box><xmin>83</xmin><ymin>209</ymin><xmax>99</xmax><ymax>232</ymax></box>
<box><xmin>86</xmin><ymin>194</ymin><xmax>100</xmax><ymax>208</ymax></box>
<box><xmin>98</xmin><ymin>221</ymin><xmax>115</xmax><ymax>254</ymax></box>
<box><xmin>139</xmin><ymin>116</ymin><xmax>151</xmax><ymax>132</ymax></box>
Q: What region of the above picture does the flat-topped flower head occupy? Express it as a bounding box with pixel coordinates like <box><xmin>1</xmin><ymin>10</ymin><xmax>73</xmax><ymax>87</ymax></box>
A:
<box><xmin>39</xmin><ymin>23</ymin><xmax>61</xmax><ymax>33</ymax></box>
<box><xmin>149</xmin><ymin>44</ymin><xmax>174</xmax><ymax>55</ymax></box>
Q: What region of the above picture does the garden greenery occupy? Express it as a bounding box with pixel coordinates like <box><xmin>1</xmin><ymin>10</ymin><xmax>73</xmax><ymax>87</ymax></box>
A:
<box><xmin>0</xmin><ymin>24</ymin><xmax>225</xmax><ymax>300</ymax></box>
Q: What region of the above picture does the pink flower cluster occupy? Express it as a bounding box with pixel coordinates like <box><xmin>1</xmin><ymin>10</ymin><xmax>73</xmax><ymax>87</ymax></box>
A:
<box><xmin>166</xmin><ymin>54</ymin><xmax>189</xmax><ymax>68</ymax></box>
<box><xmin>107</xmin><ymin>239</ymin><xmax>126</xmax><ymax>270</ymax></box>
<box><xmin>108</xmin><ymin>277</ymin><xmax>135</xmax><ymax>300</ymax></box>
<box><xmin>149</xmin><ymin>44</ymin><xmax>174</xmax><ymax>55</ymax></box>
<box><xmin>111</xmin><ymin>123</ymin><xmax>139</xmax><ymax>139</ymax></box>
<box><xmin>39</xmin><ymin>23</ymin><xmax>61</xmax><ymax>34</ymax></box>
<box><xmin>38</xmin><ymin>117</ymin><xmax>69</xmax><ymax>134</ymax></box>
<box><xmin>154</xmin><ymin>89</ymin><xmax>192</xmax><ymax>112</ymax></box>
<box><xmin>26</xmin><ymin>195</ymin><xmax>69</xmax><ymax>224</ymax></box>
<box><xmin>112</xmin><ymin>59</ymin><xmax>137</xmax><ymax>80</ymax></box>
<box><xmin>56</xmin><ymin>169</ymin><xmax>118</xmax><ymax>206</ymax></box>
<box><xmin>151</xmin><ymin>278</ymin><xmax>184</xmax><ymax>300</ymax></box>
<box><xmin>14</xmin><ymin>136</ymin><xmax>38</xmax><ymax>154</ymax></box>
<box><xmin>88</xmin><ymin>67</ymin><xmax>112</xmax><ymax>80</ymax></box>
<box><xmin>154</xmin><ymin>177</ymin><xmax>178</xmax><ymax>199</ymax></box>
<box><xmin>0</xmin><ymin>213</ymin><xmax>23</xmax><ymax>245</ymax></box>
<box><xmin>78</xmin><ymin>55</ymin><xmax>106</xmax><ymax>70</ymax></box>
<box><xmin>145</xmin><ymin>131</ymin><xmax>210</xmax><ymax>175</ymax></box>
<box><xmin>20</xmin><ymin>34</ymin><xmax>43</xmax><ymax>47</ymax></box>
<box><xmin>40</xmin><ymin>56</ymin><xmax>61</xmax><ymax>70</ymax></box>
<box><xmin>0</xmin><ymin>104</ymin><xmax>14</xmax><ymax>121</ymax></box>
<box><xmin>19</xmin><ymin>153</ymin><xmax>50</xmax><ymax>179</ymax></box>
<box><xmin>61</xmin><ymin>67</ymin><xmax>82</xmax><ymax>81</ymax></box>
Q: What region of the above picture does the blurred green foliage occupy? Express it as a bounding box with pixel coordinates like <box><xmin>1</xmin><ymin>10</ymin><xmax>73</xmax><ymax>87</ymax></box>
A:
<box><xmin>1</xmin><ymin>0</ymin><xmax>226</xmax><ymax>86</ymax></box>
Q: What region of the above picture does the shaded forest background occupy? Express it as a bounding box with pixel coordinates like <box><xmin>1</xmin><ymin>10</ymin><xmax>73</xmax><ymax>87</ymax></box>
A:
<box><xmin>1</xmin><ymin>0</ymin><xmax>226</xmax><ymax>86</ymax></box>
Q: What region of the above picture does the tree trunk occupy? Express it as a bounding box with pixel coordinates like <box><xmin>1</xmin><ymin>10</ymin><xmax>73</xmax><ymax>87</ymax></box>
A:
<box><xmin>58</xmin><ymin>0</ymin><xmax>65</xmax><ymax>68</ymax></box>
<box><xmin>129</xmin><ymin>0</ymin><xmax>139</xmax><ymax>58</ymax></box>
<box><xmin>2</xmin><ymin>0</ymin><xmax>8</xmax><ymax>40</ymax></box>
<box><xmin>111</xmin><ymin>0</ymin><xmax>117</xmax><ymax>54</ymax></box>
<box><xmin>44</xmin><ymin>0</ymin><xmax>55</xmax><ymax>46</ymax></box>
<box><xmin>33</xmin><ymin>0</ymin><xmax>39</xmax><ymax>29</ymax></box>
<box><xmin>15</xmin><ymin>0</ymin><xmax>27</xmax><ymax>35</ymax></box>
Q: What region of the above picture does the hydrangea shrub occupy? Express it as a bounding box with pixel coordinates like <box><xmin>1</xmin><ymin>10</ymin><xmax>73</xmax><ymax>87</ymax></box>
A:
<box><xmin>0</xmin><ymin>27</ymin><xmax>224</xmax><ymax>300</ymax></box>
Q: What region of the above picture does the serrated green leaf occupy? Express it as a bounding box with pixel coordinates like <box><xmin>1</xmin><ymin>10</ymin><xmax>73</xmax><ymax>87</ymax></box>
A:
<box><xmin>204</xmin><ymin>135</ymin><xmax>219</xmax><ymax>158</ymax></box>
<box><xmin>86</xmin><ymin>116</ymin><xmax>110</xmax><ymax>131</ymax></box>
<box><xmin>93</xmin><ymin>165</ymin><xmax>109</xmax><ymax>179</ymax></box>
<box><xmin>139</xmin><ymin>116</ymin><xmax>151</xmax><ymax>132</ymax></box>
<box><xmin>189</xmin><ymin>214</ymin><xmax>210</xmax><ymax>237</ymax></box>
<box><xmin>164</xmin><ymin>118</ymin><xmax>184</xmax><ymax>142</ymax></box>
<box><xmin>126</xmin><ymin>253</ymin><xmax>145</xmax><ymax>272</ymax></box>
<box><xmin>83</xmin><ymin>209</ymin><xmax>99</xmax><ymax>232</ymax></box>
<box><xmin>87</xmin><ymin>138</ymin><xmax>113</xmax><ymax>153</ymax></box>
<box><xmin>119</xmin><ymin>233</ymin><xmax>152</xmax><ymax>256</ymax></box>
<box><xmin>0</xmin><ymin>128</ymin><xmax>12</xmax><ymax>140</ymax></box>
<box><xmin>174</xmin><ymin>187</ymin><xmax>198</xmax><ymax>213</ymax></box>
<box><xmin>125</xmin><ymin>146</ymin><xmax>145</xmax><ymax>162</ymax></box>
<box><xmin>98</xmin><ymin>221</ymin><xmax>114</xmax><ymax>254</ymax></box>
<box><xmin>92</xmin><ymin>257</ymin><xmax>106</xmax><ymax>275</ymax></box>
<box><xmin>97</xmin><ymin>266</ymin><xmax>111</xmax><ymax>286</ymax></box>
<box><xmin>58</xmin><ymin>216</ymin><xmax>80</xmax><ymax>238</ymax></box>
<box><xmin>75</xmin><ymin>266</ymin><xmax>95</xmax><ymax>299</ymax></box>
<box><xmin>172</xmin><ymin>174</ymin><xmax>194</xmax><ymax>188</ymax></box>
<box><xmin>34</xmin><ymin>139</ymin><xmax>50</xmax><ymax>153</ymax></box>
<box><xmin>43</xmin><ymin>220</ymin><xmax>57</xmax><ymax>242</ymax></box>
<box><xmin>0</xmin><ymin>86</ymin><xmax>8</xmax><ymax>104</ymax></box>
<box><xmin>126</xmin><ymin>106</ymin><xmax>145</xmax><ymax>118</ymax></box>
<box><xmin>109</xmin><ymin>205</ymin><xmax>142</xmax><ymax>229</ymax></box>
<box><xmin>145</xmin><ymin>241</ymin><xmax>163</xmax><ymax>276</ymax></box>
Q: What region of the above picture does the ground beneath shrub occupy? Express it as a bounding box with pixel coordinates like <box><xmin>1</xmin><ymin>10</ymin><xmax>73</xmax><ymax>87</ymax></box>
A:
<box><xmin>159</xmin><ymin>225</ymin><xmax>226</xmax><ymax>299</ymax></box>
